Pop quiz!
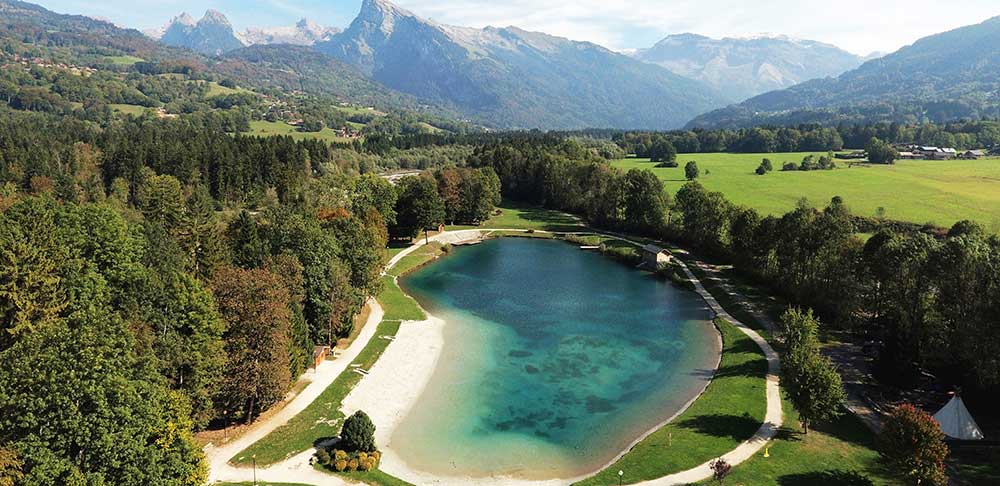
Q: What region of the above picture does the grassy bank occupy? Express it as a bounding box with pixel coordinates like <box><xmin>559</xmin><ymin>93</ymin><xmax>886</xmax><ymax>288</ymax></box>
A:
<box><xmin>613</xmin><ymin>154</ymin><xmax>1000</xmax><ymax>229</ymax></box>
<box><xmin>576</xmin><ymin>318</ymin><xmax>768</xmax><ymax>486</ymax></box>
<box><xmin>448</xmin><ymin>199</ymin><xmax>586</xmax><ymax>232</ymax></box>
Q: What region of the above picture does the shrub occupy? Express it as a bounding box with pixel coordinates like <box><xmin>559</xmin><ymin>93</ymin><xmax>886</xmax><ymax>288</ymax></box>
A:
<box><xmin>315</xmin><ymin>449</ymin><xmax>330</xmax><ymax>465</ymax></box>
<box><xmin>879</xmin><ymin>404</ymin><xmax>949</xmax><ymax>486</ymax></box>
<box><xmin>334</xmin><ymin>459</ymin><xmax>348</xmax><ymax>472</ymax></box>
<box><xmin>655</xmin><ymin>160</ymin><xmax>678</xmax><ymax>168</ymax></box>
<box><xmin>347</xmin><ymin>458</ymin><xmax>359</xmax><ymax>471</ymax></box>
<box><xmin>340</xmin><ymin>410</ymin><xmax>377</xmax><ymax>453</ymax></box>
<box><xmin>782</xmin><ymin>162</ymin><xmax>798</xmax><ymax>171</ymax></box>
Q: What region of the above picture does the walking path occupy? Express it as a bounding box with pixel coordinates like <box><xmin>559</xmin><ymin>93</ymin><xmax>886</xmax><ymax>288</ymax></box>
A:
<box><xmin>206</xmin><ymin>229</ymin><xmax>783</xmax><ymax>486</ymax></box>
<box><xmin>628</xmin><ymin>260</ymin><xmax>782</xmax><ymax>485</ymax></box>
<box><xmin>205</xmin><ymin>299</ymin><xmax>384</xmax><ymax>483</ymax></box>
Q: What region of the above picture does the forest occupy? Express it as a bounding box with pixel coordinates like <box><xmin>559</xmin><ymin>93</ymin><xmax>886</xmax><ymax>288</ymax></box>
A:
<box><xmin>0</xmin><ymin>104</ymin><xmax>501</xmax><ymax>484</ymax></box>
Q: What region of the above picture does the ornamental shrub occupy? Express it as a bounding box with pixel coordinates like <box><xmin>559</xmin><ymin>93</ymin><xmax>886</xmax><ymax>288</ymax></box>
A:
<box><xmin>341</xmin><ymin>410</ymin><xmax>377</xmax><ymax>453</ymax></box>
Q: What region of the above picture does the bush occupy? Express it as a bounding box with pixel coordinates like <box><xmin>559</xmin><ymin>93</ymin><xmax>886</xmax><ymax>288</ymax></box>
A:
<box><xmin>315</xmin><ymin>449</ymin><xmax>330</xmax><ymax>465</ymax></box>
<box><xmin>341</xmin><ymin>410</ymin><xmax>377</xmax><ymax>453</ymax></box>
<box><xmin>782</xmin><ymin>162</ymin><xmax>799</xmax><ymax>171</ymax></box>
<box><xmin>879</xmin><ymin>404</ymin><xmax>949</xmax><ymax>486</ymax></box>
<box><xmin>655</xmin><ymin>160</ymin><xmax>678</xmax><ymax>168</ymax></box>
<box><xmin>334</xmin><ymin>459</ymin><xmax>348</xmax><ymax>471</ymax></box>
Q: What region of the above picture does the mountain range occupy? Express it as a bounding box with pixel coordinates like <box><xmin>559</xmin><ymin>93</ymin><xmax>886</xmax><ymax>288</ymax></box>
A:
<box><xmin>688</xmin><ymin>16</ymin><xmax>1000</xmax><ymax>128</ymax></box>
<box><xmin>632</xmin><ymin>33</ymin><xmax>867</xmax><ymax>101</ymax></box>
<box><xmin>149</xmin><ymin>10</ymin><xmax>340</xmax><ymax>55</ymax></box>
<box><xmin>311</xmin><ymin>0</ymin><xmax>725</xmax><ymax>129</ymax></box>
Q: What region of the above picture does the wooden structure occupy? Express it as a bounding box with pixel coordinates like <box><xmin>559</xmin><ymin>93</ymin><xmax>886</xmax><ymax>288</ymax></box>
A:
<box><xmin>641</xmin><ymin>244</ymin><xmax>672</xmax><ymax>269</ymax></box>
<box><xmin>313</xmin><ymin>345</ymin><xmax>330</xmax><ymax>369</ymax></box>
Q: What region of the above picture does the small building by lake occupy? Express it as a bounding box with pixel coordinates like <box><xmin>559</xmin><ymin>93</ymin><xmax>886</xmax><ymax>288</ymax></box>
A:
<box><xmin>641</xmin><ymin>244</ymin><xmax>673</xmax><ymax>270</ymax></box>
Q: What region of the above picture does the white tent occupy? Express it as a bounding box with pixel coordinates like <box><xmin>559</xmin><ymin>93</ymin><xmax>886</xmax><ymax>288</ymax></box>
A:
<box><xmin>932</xmin><ymin>395</ymin><xmax>984</xmax><ymax>440</ymax></box>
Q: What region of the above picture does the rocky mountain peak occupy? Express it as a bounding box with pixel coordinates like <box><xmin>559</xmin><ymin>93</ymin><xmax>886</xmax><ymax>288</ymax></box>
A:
<box><xmin>200</xmin><ymin>9</ymin><xmax>233</xmax><ymax>28</ymax></box>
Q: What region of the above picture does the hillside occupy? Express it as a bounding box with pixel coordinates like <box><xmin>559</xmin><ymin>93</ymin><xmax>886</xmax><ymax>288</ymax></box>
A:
<box><xmin>212</xmin><ymin>45</ymin><xmax>443</xmax><ymax>114</ymax></box>
<box><xmin>316</xmin><ymin>0</ymin><xmax>726</xmax><ymax>129</ymax></box>
<box><xmin>633</xmin><ymin>33</ymin><xmax>864</xmax><ymax>101</ymax></box>
<box><xmin>688</xmin><ymin>16</ymin><xmax>1000</xmax><ymax>128</ymax></box>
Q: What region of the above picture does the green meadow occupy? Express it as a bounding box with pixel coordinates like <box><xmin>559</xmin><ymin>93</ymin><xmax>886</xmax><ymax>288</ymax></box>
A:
<box><xmin>612</xmin><ymin>154</ymin><xmax>1000</xmax><ymax>230</ymax></box>
<box><xmin>248</xmin><ymin>120</ymin><xmax>354</xmax><ymax>144</ymax></box>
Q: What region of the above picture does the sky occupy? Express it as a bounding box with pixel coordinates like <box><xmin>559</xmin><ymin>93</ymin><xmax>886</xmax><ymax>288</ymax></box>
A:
<box><xmin>33</xmin><ymin>0</ymin><xmax>1000</xmax><ymax>55</ymax></box>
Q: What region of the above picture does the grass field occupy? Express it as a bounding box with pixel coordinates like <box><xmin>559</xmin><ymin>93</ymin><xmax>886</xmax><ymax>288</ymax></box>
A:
<box><xmin>694</xmin><ymin>395</ymin><xmax>899</xmax><ymax>486</ymax></box>
<box><xmin>612</xmin><ymin>154</ymin><xmax>1000</xmax><ymax>230</ymax></box>
<box><xmin>108</xmin><ymin>103</ymin><xmax>150</xmax><ymax>116</ymax></box>
<box><xmin>447</xmin><ymin>200</ymin><xmax>587</xmax><ymax>232</ymax></box>
<box><xmin>103</xmin><ymin>55</ymin><xmax>143</xmax><ymax>65</ymax></box>
<box><xmin>576</xmin><ymin>318</ymin><xmax>768</xmax><ymax>486</ymax></box>
<box><xmin>205</xmin><ymin>81</ymin><xmax>253</xmax><ymax>97</ymax></box>
<box><xmin>248</xmin><ymin>120</ymin><xmax>353</xmax><ymax>144</ymax></box>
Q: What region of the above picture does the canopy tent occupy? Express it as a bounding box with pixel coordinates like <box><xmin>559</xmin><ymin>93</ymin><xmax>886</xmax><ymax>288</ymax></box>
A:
<box><xmin>932</xmin><ymin>395</ymin><xmax>984</xmax><ymax>440</ymax></box>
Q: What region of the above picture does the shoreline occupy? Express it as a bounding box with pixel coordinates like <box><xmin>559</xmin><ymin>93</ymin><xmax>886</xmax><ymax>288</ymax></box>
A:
<box><xmin>341</xmin><ymin>231</ymin><xmax>726</xmax><ymax>486</ymax></box>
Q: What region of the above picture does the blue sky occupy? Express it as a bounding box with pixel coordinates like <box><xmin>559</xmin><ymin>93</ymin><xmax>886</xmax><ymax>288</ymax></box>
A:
<box><xmin>33</xmin><ymin>0</ymin><xmax>1000</xmax><ymax>55</ymax></box>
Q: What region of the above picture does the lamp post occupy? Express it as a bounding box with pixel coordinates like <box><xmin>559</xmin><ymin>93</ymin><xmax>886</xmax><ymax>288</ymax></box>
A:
<box><xmin>618</xmin><ymin>469</ymin><xmax>624</xmax><ymax>485</ymax></box>
<box><xmin>252</xmin><ymin>454</ymin><xmax>257</xmax><ymax>486</ymax></box>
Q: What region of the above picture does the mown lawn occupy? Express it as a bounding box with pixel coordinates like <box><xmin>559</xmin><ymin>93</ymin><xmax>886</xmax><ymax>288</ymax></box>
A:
<box><xmin>449</xmin><ymin>199</ymin><xmax>586</xmax><ymax>232</ymax></box>
<box><xmin>314</xmin><ymin>464</ymin><xmax>416</xmax><ymax>486</ymax></box>
<box><xmin>575</xmin><ymin>318</ymin><xmax>768</xmax><ymax>486</ymax></box>
<box><xmin>247</xmin><ymin>120</ymin><xmax>353</xmax><ymax>144</ymax></box>
<box><xmin>695</xmin><ymin>395</ymin><xmax>899</xmax><ymax>486</ymax></box>
<box><xmin>612</xmin><ymin>154</ymin><xmax>1000</xmax><ymax>229</ymax></box>
<box><xmin>379</xmin><ymin>276</ymin><xmax>426</xmax><ymax>322</ymax></box>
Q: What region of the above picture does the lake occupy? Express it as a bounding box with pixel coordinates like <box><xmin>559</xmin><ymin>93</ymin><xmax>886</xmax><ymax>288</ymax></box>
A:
<box><xmin>392</xmin><ymin>238</ymin><xmax>719</xmax><ymax>480</ymax></box>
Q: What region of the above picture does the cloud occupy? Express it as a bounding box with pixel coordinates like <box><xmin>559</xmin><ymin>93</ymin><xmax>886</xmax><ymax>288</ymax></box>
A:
<box><xmin>32</xmin><ymin>0</ymin><xmax>1000</xmax><ymax>54</ymax></box>
<box><xmin>394</xmin><ymin>0</ymin><xmax>1000</xmax><ymax>54</ymax></box>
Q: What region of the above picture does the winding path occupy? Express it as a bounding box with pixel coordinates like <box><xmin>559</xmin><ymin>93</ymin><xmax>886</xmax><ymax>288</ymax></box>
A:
<box><xmin>206</xmin><ymin>229</ymin><xmax>782</xmax><ymax>486</ymax></box>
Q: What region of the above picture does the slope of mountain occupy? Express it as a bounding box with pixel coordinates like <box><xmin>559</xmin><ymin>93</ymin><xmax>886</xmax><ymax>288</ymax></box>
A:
<box><xmin>688</xmin><ymin>16</ymin><xmax>1000</xmax><ymax>129</ymax></box>
<box><xmin>316</xmin><ymin>0</ymin><xmax>726</xmax><ymax>129</ymax></box>
<box><xmin>0</xmin><ymin>0</ymin><xmax>187</xmax><ymax>62</ymax></box>
<box><xmin>240</xmin><ymin>18</ymin><xmax>340</xmax><ymax>46</ymax></box>
<box><xmin>633</xmin><ymin>33</ymin><xmax>864</xmax><ymax>101</ymax></box>
<box><xmin>157</xmin><ymin>10</ymin><xmax>245</xmax><ymax>56</ymax></box>
<box><xmin>213</xmin><ymin>44</ymin><xmax>442</xmax><ymax>114</ymax></box>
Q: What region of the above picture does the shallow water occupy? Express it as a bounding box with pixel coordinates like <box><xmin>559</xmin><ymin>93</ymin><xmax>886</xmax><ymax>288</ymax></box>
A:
<box><xmin>392</xmin><ymin>238</ymin><xmax>719</xmax><ymax>479</ymax></box>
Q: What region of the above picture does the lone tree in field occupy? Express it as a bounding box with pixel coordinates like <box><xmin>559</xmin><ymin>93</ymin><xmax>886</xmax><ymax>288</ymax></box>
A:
<box><xmin>779</xmin><ymin>308</ymin><xmax>846</xmax><ymax>434</ymax></box>
<box><xmin>866</xmin><ymin>137</ymin><xmax>899</xmax><ymax>165</ymax></box>
<box><xmin>685</xmin><ymin>161</ymin><xmax>700</xmax><ymax>180</ymax></box>
<box><xmin>341</xmin><ymin>410</ymin><xmax>377</xmax><ymax>453</ymax></box>
<box><xmin>879</xmin><ymin>404</ymin><xmax>949</xmax><ymax>486</ymax></box>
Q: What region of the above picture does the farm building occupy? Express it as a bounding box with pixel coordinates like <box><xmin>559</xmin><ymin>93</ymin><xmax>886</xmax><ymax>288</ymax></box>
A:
<box><xmin>959</xmin><ymin>150</ymin><xmax>986</xmax><ymax>160</ymax></box>
<box><xmin>641</xmin><ymin>244</ymin><xmax>673</xmax><ymax>269</ymax></box>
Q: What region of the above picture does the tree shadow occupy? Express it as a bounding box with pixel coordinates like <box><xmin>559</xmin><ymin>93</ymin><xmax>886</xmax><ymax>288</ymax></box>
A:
<box><xmin>714</xmin><ymin>358</ymin><xmax>768</xmax><ymax>379</ymax></box>
<box><xmin>777</xmin><ymin>470</ymin><xmax>874</xmax><ymax>486</ymax></box>
<box><xmin>676</xmin><ymin>413</ymin><xmax>761</xmax><ymax>441</ymax></box>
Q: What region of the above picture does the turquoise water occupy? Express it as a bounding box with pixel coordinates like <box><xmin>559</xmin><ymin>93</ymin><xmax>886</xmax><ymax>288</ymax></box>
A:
<box><xmin>393</xmin><ymin>238</ymin><xmax>719</xmax><ymax>479</ymax></box>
